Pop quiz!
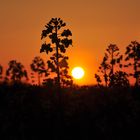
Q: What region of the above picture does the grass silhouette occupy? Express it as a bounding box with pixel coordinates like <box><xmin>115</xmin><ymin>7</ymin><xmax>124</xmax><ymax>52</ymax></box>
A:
<box><xmin>0</xmin><ymin>83</ymin><xmax>140</xmax><ymax>139</ymax></box>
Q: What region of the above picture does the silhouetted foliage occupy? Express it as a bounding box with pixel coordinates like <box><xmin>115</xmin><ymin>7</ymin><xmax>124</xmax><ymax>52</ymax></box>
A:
<box><xmin>40</xmin><ymin>18</ymin><xmax>72</xmax><ymax>88</ymax></box>
<box><xmin>95</xmin><ymin>44</ymin><xmax>123</xmax><ymax>87</ymax></box>
<box><xmin>95</xmin><ymin>74</ymin><xmax>102</xmax><ymax>86</ymax></box>
<box><xmin>43</xmin><ymin>55</ymin><xmax>73</xmax><ymax>88</ymax></box>
<box><xmin>106</xmin><ymin>44</ymin><xmax>123</xmax><ymax>74</ymax></box>
<box><xmin>97</xmin><ymin>54</ymin><xmax>111</xmax><ymax>87</ymax></box>
<box><xmin>42</xmin><ymin>78</ymin><xmax>55</xmax><ymax>88</ymax></box>
<box><xmin>109</xmin><ymin>71</ymin><xmax>130</xmax><ymax>87</ymax></box>
<box><xmin>0</xmin><ymin>64</ymin><xmax>3</xmax><ymax>79</ymax></box>
<box><xmin>0</xmin><ymin>84</ymin><xmax>139</xmax><ymax>139</ymax></box>
<box><xmin>125</xmin><ymin>41</ymin><xmax>140</xmax><ymax>86</ymax></box>
<box><xmin>59</xmin><ymin>56</ymin><xmax>73</xmax><ymax>87</ymax></box>
<box><xmin>30</xmin><ymin>56</ymin><xmax>48</xmax><ymax>85</ymax></box>
<box><xmin>6</xmin><ymin>60</ymin><xmax>28</xmax><ymax>83</ymax></box>
<box><xmin>2</xmin><ymin>17</ymin><xmax>140</xmax><ymax>139</ymax></box>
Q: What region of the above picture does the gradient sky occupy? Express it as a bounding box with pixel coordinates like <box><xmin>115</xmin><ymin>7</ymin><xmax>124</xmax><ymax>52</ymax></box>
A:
<box><xmin>0</xmin><ymin>0</ymin><xmax>140</xmax><ymax>85</ymax></box>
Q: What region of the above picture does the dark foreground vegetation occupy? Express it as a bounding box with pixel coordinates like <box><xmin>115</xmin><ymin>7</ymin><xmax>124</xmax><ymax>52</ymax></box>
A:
<box><xmin>0</xmin><ymin>83</ymin><xmax>140</xmax><ymax>140</ymax></box>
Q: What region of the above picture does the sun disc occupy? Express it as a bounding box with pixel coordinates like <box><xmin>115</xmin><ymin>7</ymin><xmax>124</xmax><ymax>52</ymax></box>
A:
<box><xmin>72</xmin><ymin>67</ymin><xmax>85</xmax><ymax>79</ymax></box>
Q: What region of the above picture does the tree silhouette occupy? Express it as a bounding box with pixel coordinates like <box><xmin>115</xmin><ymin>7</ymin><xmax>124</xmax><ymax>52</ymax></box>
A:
<box><xmin>30</xmin><ymin>56</ymin><xmax>48</xmax><ymax>86</ymax></box>
<box><xmin>45</xmin><ymin>54</ymin><xmax>73</xmax><ymax>87</ymax></box>
<box><xmin>0</xmin><ymin>64</ymin><xmax>3</xmax><ymax>80</ymax></box>
<box><xmin>40</xmin><ymin>18</ymin><xmax>72</xmax><ymax>88</ymax></box>
<box><xmin>95</xmin><ymin>74</ymin><xmax>102</xmax><ymax>87</ymax></box>
<box><xmin>106</xmin><ymin>44</ymin><xmax>123</xmax><ymax>75</ymax></box>
<box><xmin>98</xmin><ymin>54</ymin><xmax>111</xmax><ymax>87</ymax></box>
<box><xmin>95</xmin><ymin>44</ymin><xmax>123</xmax><ymax>87</ymax></box>
<box><xmin>109</xmin><ymin>71</ymin><xmax>130</xmax><ymax>88</ymax></box>
<box><xmin>105</xmin><ymin>44</ymin><xmax>123</xmax><ymax>86</ymax></box>
<box><xmin>59</xmin><ymin>56</ymin><xmax>73</xmax><ymax>87</ymax></box>
<box><xmin>6</xmin><ymin>60</ymin><xmax>28</xmax><ymax>83</ymax></box>
<box><xmin>125</xmin><ymin>41</ymin><xmax>140</xmax><ymax>86</ymax></box>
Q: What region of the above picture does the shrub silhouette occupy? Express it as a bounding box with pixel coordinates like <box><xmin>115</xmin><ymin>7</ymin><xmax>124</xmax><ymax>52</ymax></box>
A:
<box><xmin>30</xmin><ymin>56</ymin><xmax>48</xmax><ymax>85</ymax></box>
<box><xmin>94</xmin><ymin>73</ymin><xmax>102</xmax><ymax>86</ymax></box>
<box><xmin>6</xmin><ymin>60</ymin><xmax>28</xmax><ymax>83</ymax></box>
<box><xmin>109</xmin><ymin>71</ymin><xmax>130</xmax><ymax>87</ymax></box>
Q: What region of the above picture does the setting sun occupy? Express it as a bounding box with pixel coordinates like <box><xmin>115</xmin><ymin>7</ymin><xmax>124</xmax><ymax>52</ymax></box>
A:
<box><xmin>72</xmin><ymin>67</ymin><xmax>85</xmax><ymax>79</ymax></box>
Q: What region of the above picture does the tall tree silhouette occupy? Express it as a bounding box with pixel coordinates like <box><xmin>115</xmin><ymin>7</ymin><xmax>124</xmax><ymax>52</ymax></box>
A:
<box><xmin>6</xmin><ymin>60</ymin><xmax>28</xmax><ymax>83</ymax></box>
<box><xmin>125</xmin><ymin>41</ymin><xmax>140</xmax><ymax>86</ymax></box>
<box><xmin>30</xmin><ymin>56</ymin><xmax>47</xmax><ymax>86</ymax></box>
<box><xmin>40</xmin><ymin>18</ymin><xmax>72</xmax><ymax>88</ymax></box>
<box><xmin>0</xmin><ymin>64</ymin><xmax>3</xmax><ymax>80</ymax></box>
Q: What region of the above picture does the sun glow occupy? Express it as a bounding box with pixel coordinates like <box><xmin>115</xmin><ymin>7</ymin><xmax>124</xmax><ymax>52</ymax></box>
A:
<box><xmin>71</xmin><ymin>67</ymin><xmax>85</xmax><ymax>79</ymax></box>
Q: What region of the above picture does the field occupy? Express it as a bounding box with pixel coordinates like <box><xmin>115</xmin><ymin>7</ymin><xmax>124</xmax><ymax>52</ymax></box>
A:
<box><xmin>0</xmin><ymin>83</ymin><xmax>140</xmax><ymax>139</ymax></box>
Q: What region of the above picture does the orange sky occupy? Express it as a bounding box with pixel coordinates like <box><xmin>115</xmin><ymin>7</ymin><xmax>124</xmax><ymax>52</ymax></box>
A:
<box><xmin>0</xmin><ymin>0</ymin><xmax>140</xmax><ymax>85</ymax></box>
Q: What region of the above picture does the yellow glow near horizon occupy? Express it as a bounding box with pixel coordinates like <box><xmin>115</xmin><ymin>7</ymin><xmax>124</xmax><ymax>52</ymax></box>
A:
<box><xmin>72</xmin><ymin>67</ymin><xmax>85</xmax><ymax>79</ymax></box>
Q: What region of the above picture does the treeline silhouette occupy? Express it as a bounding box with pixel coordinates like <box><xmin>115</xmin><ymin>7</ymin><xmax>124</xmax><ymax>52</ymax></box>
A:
<box><xmin>95</xmin><ymin>41</ymin><xmax>140</xmax><ymax>87</ymax></box>
<box><xmin>0</xmin><ymin>41</ymin><xmax>140</xmax><ymax>87</ymax></box>
<box><xmin>0</xmin><ymin>17</ymin><xmax>140</xmax><ymax>139</ymax></box>
<box><xmin>0</xmin><ymin>18</ymin><xmax>140</xmax><ymax>87</ymax></box>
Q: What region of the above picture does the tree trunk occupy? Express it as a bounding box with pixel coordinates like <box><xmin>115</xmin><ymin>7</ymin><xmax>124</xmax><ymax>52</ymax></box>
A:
<box><xmin>104</xmin><ymin>70</ymin><xmax>107</xmax><ymax>87</ymax></box>
<box><xmin>55</xmin><ymin>25</ymin><xmax>60</xmax><ymax>89</ymax></box>
<box><xmin>111</xmin><ymin>51</ymin><xmax>114</xmax><ymax>75</ymax></box>
<box><xmin>134</xmin><ymin>60</ymin><xmax>139</xmax><ymax>87</ymax></box>
<box><xmin>38</xmin><ymin>73</ymin><xmax>40</xmax><ymax>86</ymax></box>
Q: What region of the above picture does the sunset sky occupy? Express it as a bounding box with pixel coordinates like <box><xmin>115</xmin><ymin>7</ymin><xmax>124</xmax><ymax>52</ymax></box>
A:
<box><xmin>0</xmin><ymin>0</ymin><xmax>140</xmax><ymax>85</ymax></box>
